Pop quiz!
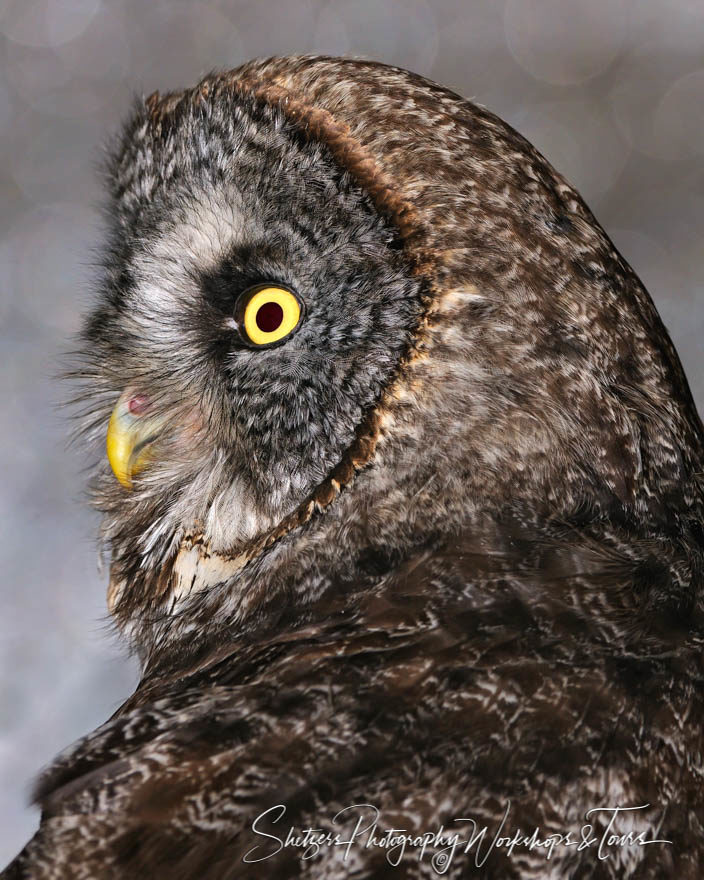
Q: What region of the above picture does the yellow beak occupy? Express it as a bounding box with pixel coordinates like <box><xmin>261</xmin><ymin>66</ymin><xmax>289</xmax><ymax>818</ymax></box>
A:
<box><xmin>106</xmin><ymin>390</ymin><xmax>162</xmax><ymax>489</ymax></box>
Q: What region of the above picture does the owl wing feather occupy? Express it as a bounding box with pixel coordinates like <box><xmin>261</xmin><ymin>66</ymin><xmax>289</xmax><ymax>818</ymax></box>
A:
<box><xmin>5</xmin><ymin>524</ymin><xmax>702</xmax><ymax>879</ymax></box>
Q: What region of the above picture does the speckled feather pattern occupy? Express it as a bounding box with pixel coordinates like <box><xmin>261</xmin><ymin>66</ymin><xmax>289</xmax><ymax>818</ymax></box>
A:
<box><xmin>4</xmin><ymin>56</ymin><xmax>704</xmax><ymax>879</ymax></box>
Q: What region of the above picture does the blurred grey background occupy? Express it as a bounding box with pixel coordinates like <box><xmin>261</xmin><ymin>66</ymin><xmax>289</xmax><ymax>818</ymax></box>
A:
<box><xmin>1</xmin><ymin>0</ymin><xmax>702</xmax><ymax>864</ymax></box>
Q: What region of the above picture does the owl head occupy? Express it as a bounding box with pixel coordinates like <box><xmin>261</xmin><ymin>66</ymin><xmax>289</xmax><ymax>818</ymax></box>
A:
<box><xmin>75</xmin><ymin>56</ymin><xmax>703</xmax><ymax>653</ymax></box>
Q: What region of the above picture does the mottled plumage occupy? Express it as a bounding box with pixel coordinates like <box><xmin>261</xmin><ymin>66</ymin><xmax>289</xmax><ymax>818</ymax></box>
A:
<box><xmin>4</xmin><ymin>56</ymin><xmax>704</xmax><ymax>879</ymax></box>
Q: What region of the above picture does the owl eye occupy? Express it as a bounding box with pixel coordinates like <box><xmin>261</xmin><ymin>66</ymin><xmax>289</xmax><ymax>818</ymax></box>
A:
<box><xmin>237</xmin><ymin>285</ymin><xmax>302</xmax><ymax>347</ymax></box>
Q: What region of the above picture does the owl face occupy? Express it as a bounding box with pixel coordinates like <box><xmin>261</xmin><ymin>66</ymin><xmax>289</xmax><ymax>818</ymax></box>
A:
<box><xmin>83</xmin><ymin>94</ymin><xmax>424</xmax><ymax>572</ymax></box>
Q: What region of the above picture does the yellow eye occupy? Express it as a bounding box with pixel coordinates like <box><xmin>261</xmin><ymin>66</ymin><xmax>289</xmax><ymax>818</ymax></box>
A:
<box><xmin>239</xmin><ymin>285</ymin><xmax>302</xmax><ymax>346</ymax></box>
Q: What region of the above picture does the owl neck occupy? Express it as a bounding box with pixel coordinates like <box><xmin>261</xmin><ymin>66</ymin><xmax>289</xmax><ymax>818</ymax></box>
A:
<box><xmin>110</xmin><ymin>416</ymin><xmax>704</xmax><ymax>675</ymax></box>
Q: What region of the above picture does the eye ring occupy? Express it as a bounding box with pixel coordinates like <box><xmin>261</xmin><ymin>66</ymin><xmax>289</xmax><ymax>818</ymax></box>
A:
<box><xmin>235</xmin><ymin>284</ymin><xmax>304</xmax><ymax>347</ymax></box>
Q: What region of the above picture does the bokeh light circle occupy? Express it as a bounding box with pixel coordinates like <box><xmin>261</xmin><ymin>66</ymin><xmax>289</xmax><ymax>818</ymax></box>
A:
<box><xmin>504</xmin><ymin>0</ymin><xmax>627</xmax><ymax>86</ymax></box>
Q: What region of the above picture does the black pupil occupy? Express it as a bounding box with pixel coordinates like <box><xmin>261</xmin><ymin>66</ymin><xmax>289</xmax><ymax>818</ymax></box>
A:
<box><xmin>255</xmin><ymin>301</ymin><xmax>284</xmax><ymax>333</ymax></box>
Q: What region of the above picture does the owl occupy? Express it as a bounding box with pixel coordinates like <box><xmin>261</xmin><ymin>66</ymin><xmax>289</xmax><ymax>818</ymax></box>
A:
<box><xmin>3</xmin><ymin>55</ymin><xmax>704</xmax><ymax>880</ymax></box>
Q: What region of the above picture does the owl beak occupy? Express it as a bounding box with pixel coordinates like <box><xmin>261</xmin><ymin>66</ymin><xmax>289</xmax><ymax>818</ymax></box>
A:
<box><xmin>106</xmin><ymin>390</ymin><xmax>163</xmax><ymax>489</ymax></box>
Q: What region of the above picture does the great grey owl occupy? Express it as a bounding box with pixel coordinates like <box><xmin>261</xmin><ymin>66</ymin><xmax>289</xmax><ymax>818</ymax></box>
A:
<box><xmin>3</xmin><ymin>55</ymin><xmax>703</xmax><ymax>880</ymax></box>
